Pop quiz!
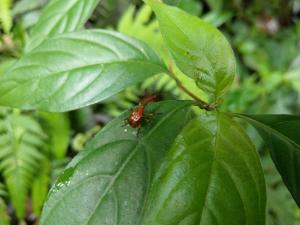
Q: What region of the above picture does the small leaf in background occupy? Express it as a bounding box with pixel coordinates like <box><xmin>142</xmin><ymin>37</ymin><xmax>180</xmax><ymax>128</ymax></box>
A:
<box><xmin>12</xmin><ymin>0</ymin><xmax>48</xmax><ymax>16</ymax></box>
<box><xmin>145</xmin><ymin>0</ymin><xmax>236</xmax><ymax>100</ymax></box>
<box><xmin>163</xmin><ymin>0</ymin><xmax>202</xmax><ymax>15</ymax></box>
<box><xmin>0</xmin><ymin>0</ymin><xmax>12</xmax><ymax>34</ymax></box>
<box><xmin>177</xmin><ymin>0</ymin><xmax>202</xmax><ymax>16</ymax></box>
<box><xmin>284</xmin><ymin>68</ymin><xmax>300</xmax><ymax>92</ymax></box>
<box><xmin>0</xmin><ymin>29</ymin><xmax>167</xmax><ymax>112</ymax></box>
<box><xmin>72</xmin><ymin>125</ymin><xmax>101</xmax><ymax>152</ymax></box>
<box><xmin>40</xmin><ymin>100</ymin><xmax>192</xmax><ymax>225</ymax></box>
<box><xmin>25</xmin><ymin>0</ymin><xmax>101</xmax><ymax>52</ymax></box>
<box><xmin>38</xmin><ymin>112</ymin><xmax>70</xmax><ymax>159</ymax></box>
<box><xmin>0</xmin><ymin>183</ymin><xmax>8</xmax><ymax>225</ymax></box>
<box><xmin>12</xmin><ymin>0</ymin><xmax>49</xmax><ymax>29</ymax></box>
<box><xmin>0</xmin><ymin>182</ymin><xmax>7</xmax><ymax>198</ymax></box>
<box><xmin>163</xmin><ymin>0</ymin><xmax>180</xmax><ymax>5</ymax></box>
<box><xmin>262</xmin><ymin>154</ymin><xmax>300</xmax><ymax>225</ymax></box>
<box><xmin>142</xmin><ymin>112</ymin><xmax>266</xmax><ymax>225</ymax></box>
<box><xmin>205</xmin><ymin>0</ymin><xmax>224</xmax><ymax>12</ymax></box>
<box><xmin>0</xmin><ymin>198</ymin><xmax>10</xmax><ymax>225</ymax></box>
<box><xmin>235</xmin><ymin>114</ymin><xmax>300</xmax><ymax>207</ymax></box>
<box><xmin>32</xmin><ymin>160</ymin><xmax>50</xmax><ymax>216</ymax></box>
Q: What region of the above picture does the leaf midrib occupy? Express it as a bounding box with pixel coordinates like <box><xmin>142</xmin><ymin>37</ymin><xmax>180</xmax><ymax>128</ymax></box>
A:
<box><xmin>198</xmin><ymin>113</ymin><xmax>219</xmax><ymax>224</ymax></box>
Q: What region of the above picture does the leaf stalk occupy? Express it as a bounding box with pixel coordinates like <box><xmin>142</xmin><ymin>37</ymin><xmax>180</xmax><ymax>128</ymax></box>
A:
<box><xmin>167</xmin><ymin>63</ymin><xmax>215</xmax><ymax>111</ymax></box>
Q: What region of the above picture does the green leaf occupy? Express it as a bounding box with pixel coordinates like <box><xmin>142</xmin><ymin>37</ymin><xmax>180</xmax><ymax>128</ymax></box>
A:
<box><xmin>40</xmin><ymin>100</ymin><xmax>192</xmax><ymax>225</ymax></box>
<box><xmin>0</xmin><ymin>59</ymin><xmax>15</xmax><ymax>76</ymax></box>
<box><xmin>25</xmin><ymin>0</ymin><xmax>101</xmax><ymax>52</ymax></box>
<box><xmin>12</xmin><ymin>0</ymin><xmax>48</xmax><ymax>16</ymax></box>
<box><xmin>38</xmin><ymin>112</ymin><xmax>70</xmax><ymax>159</ymax></box>
<box><xmin>0</xmin><ymin>182</ymin><xmax>7</xmax><ymax>198</ymax></box>
<box><xmin>145</xmin><ymin>0</ymin><xmax>236</xmax><ymax>99</ymax></box>
<box><xmin>163</xmin><ymin>0</ymin><xmax>202</xmax><ymax>15</ymax></box>
<box><xmin>0</xmin><ymin>198</ymin><xmax>9</xmax><ymax>225</ymax></box>
<box><xmin>32</xmin><ymin>159</ymin><xmax>50</xmax><ymax>216</ymax></box>
<box><xmin>163</xmin><ymin>0</ymin><xmax>180</xmax><ymax>5</ymax></box>
<box><xmin>177</xmin><ymin>0</ymin><xmax>202</xmax><ymax>16</ymax></box>
<box><xmin>0</xmin><ymin>29</ymin><xmax>166</xmax><ymax>112</ymax></box>
<box><xmin>0</xmin><ymin>0</ymin><xmax>12</xmax><ymax>34</ymax></box>
<box><xmin>235</xmin><ymin>114</ymin><xmax>300</xmax><ymax>207</ymax></box>
<box><xmin>205</xmin><ymin>0</ymin><xmax>223</xmax><ymax>12</ymax></box>
<box><xmin>142</xmin><ymin>112</ymin><xmax>266</xmax><ymax>225</ymax></box>
<box><xmin>0</xmin><ymin>113</ymin><xmax>47</xmax><ymax>219</ymax></box>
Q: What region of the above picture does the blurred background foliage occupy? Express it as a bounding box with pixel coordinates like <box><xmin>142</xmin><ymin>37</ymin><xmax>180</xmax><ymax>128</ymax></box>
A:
<box><xmin>0</xmin><ymin>0</ymin><xmax>299</xmax><ymax>224</ymax></box>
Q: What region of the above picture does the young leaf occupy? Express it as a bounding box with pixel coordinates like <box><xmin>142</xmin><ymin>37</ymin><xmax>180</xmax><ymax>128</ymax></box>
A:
<box><xmin>142</xmin><ymin>112</ymin><xmax>266</xmax><ymax>225</ymax></box>
<box><xmin>25</xmin><ymin>0</ymin><xmax>101</xmax><ymax>52</ymax></box>
<box><xmin>145</xmin><ymin>0</ymin><xmax>236</xmax><ymax>99</ymax></box>
<box><xmin>235</xmin><ymin>114</ymin><xmax>300</xmax><ymax>207</ymax></box>
<box><xmin>40</xmin><ymin>100</ymin><xmax>192</xmax><ymax>225</ymax></box>
<box><xmin>0</xmin><ymin>29</ymin><xmax>167</xmax><ymax>112</ymax></box>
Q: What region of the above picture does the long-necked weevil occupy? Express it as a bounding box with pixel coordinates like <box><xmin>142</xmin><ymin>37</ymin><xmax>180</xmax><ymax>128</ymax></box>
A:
<box><xmin>126</xmin><ymin>94</ymin><xmax>157</xmax><ymax>130</ymax></box>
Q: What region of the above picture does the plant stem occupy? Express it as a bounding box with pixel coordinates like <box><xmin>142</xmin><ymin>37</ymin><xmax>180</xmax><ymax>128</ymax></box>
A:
<box><xmin>167</xmin><ymin>65</ymin><xmax>214</xmax><ymax>111</ymax></box>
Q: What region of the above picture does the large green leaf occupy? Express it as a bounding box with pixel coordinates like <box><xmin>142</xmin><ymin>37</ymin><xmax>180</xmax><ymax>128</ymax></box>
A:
<box><xmin>25</xmin><ymin>0</ymin><xmax>101</xmax><ymax>52</ymax></box>
<box><xmin>40</xmin><ymin>100</ymin><xmax>192</xmax><ymax>225</ymax></box>
<box><xmin>145</xmin><ymin>0</ymin><xmax>236</xmax><ymax>99</ymax></box>
<box><xmin>235</xmin><ymin>114</ymin><xmax>300</xmax><ymax>207</ymax></box>
<box><xmin>0</xmin><ymin>113</ymin><xmax>47</xmax><ymax>219</ymax></box>
<box><xmin>142</xmin><ymin>112</ymin><xmax>266</xmax><ymax>225</ymax></box>
<box><xmin>0</xmin><ymin>29</ymin><xmax>166</xmax><ymax>112</ymax></box>
<box><xmin>0</xmin><ymin>59</ymin><xmax>15</xmax><ymax>76</ymax></box>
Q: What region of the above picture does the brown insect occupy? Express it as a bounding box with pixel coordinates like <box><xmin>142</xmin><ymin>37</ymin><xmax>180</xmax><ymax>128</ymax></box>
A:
<box><xmin>127</xmin><ymin>95</ymin><xmax>157</xmax><ymax>129</ymax></box>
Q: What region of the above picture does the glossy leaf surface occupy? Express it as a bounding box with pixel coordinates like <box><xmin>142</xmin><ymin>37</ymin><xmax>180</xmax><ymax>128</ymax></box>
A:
<box><xmin>142</xmin><ymin>112</ymin><xmax>266</xmax><ymax>225</ymax></box>
<box><xmin>40</xmin><ymin>100</ymin><xmax>192</xmax><ymax>225</ymax></box>
<box><xmin>145</xmin><ymin>0</ymin><xmax>236</xmax><ymax>98</ymax></box>
<box><xmin>25</xmin><ymin>0</ymin><xmax>101</xmax><ymax>52</ymax></box>
<box><xmin>236</xmin><ymin>114</ymin><xmax>300</xmax><ymax>207</ymax></box>
<box><xmin>0</xmin><ymin>29</ymin><xmax>166</xmax><ymax>112</ymax></box>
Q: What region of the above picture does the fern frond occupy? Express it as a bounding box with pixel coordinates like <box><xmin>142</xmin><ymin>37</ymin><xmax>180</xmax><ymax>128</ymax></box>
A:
<box><xmin>117</xmin><ymin>5</ymin><xmax>166</xmax><ymax>58</ymax></box>
<box><xmin>0</xmin><ymin>198</ymin><xmax>9</xmax><ymax>225</ymax></box>
<box><xmin>0</xmin><ymin>112</ymin><xmax>47</xmax><ymax>219</ymax></box>
<box><xmin>0</xmin><ymin>0</ymin><xmax>13</xmax><ymax>34</ymax></box>
<box><xmin>0</xmin><ymin>182</ymin><xmax>6</xmax><ymax>198</ymax></box>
